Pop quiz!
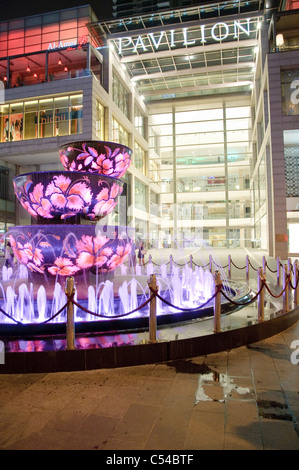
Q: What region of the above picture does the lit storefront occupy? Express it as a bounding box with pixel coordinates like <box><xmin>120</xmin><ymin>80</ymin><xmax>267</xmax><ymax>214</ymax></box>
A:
<box><xmin>0</xmin><ymin>1</ymin><xmax>299</xmax><ymax>257</ymax></box>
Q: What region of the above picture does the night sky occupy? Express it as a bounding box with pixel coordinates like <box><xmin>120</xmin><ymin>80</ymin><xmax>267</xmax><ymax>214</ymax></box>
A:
<box><xmin>0</xmin><ymin>0</ymin><xmax>114</xmax><ymax>21</ymax></box>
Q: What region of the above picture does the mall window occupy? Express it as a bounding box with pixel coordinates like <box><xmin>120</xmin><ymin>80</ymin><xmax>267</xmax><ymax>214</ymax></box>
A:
<box><xmin>112</xmin><ymin>72</ymin><xmax>130</xmax><ymax>118</ymax></box>
<box><xmin>112</xmin><ymin>118</ymin><xmax>129</xmax><ymax>147</ymax></box>
<box><xmin>134</xmin><ymin>105</ymin><xmax>146</xmax><ymax>138</ymax></box>
<box><xmin>95</xmin><ymin>101</ymin><xmax>105</xmax><ymax>140</ymax></box>
<box><xmin>134</xmin><ymin>141</ymin><xmax>146</xmax><ymax>174</ymax></box>
<box><xmin>134</xmin><ymin>178</ymin><xmax>147</xmax><ymax>211</ymax></box>
<box><xmin>0</xmin><ymin>93</ymin><xmax>83</xmax><ymax>142</ymax></box>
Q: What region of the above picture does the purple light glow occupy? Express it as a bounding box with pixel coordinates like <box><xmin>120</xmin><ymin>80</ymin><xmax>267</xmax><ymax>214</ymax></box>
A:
<box><xmin>59</xmin><ymin>141</ymin><xmax>132</xmax><ymax>178</ymax></box>
<box><xmin>13</xmin><ymin>171</ymin><xmax>124</xmax><ymax>221</ymax></box>
<box><xmin>8</xmin><ymin>225</ymin><xmax>132</xmax><ymax>276</ymax></box>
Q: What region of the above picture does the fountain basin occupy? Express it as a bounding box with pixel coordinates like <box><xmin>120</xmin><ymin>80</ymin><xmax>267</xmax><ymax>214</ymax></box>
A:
<box><xmin>8</xmin><ymin>225</ymin><xmax>133</xmax><ymax>276</ymax></box>
<box><xmin>59</xmin><ymin>141</ymin><xmax>132</xmax><ymax>178</ymax></box>
<box><xmin>13</xmin><ymin>171</ymin><xmax>124</xmax><ymax>221</ymax></box>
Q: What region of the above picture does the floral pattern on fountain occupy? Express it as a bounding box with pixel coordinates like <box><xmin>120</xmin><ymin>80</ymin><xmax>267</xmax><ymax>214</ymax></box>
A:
<box><xmin>8</xmin><ymin>225</ymin><xmax>132</xmax><ymax>277</ymax></box>
<box><xmin>13</xmin><ymin>172</ymin><xmax>124</xmax><ymax>221</ymax></box>
<box><xmin>59</xmin><ymin>141</ymin><xmax>132</xmax><ymax>178</ymax></box>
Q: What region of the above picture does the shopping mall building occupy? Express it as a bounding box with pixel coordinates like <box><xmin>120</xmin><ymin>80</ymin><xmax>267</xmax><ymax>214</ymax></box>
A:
<box><xmin>0</xmin><ymin>0</ymin><xmax>299</xmax><ymax>259</ymax></box>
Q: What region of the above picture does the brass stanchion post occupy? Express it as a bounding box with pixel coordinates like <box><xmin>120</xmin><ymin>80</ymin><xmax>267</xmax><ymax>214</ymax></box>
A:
<box><xmin>210</xmin><ymin>254</ymin><xmax>213</xmax><ymax>273</ymax></box>
<box><xmin>283</xmin><ymin>264</ymin><xmax>289</xmax><ymax>313</ymax></box>
<box><xmin>277</xmin><ymin>257</ymin><xmax>281</xmax><ymax>286</ymax></box>
<box><xmin>148</xmin><ymin>274</ymin><xmax>157</xmax><ymax>343</ymax></box>
<box><xmin>65</xmin><ymin>276</ymin><xmax>75</xmax><ymax>350</ymax></box>
<box><xmin>257</xmin><ymin>267</ymin><xmax>265</xmax><ymax>322</ymax></box>
<box><xmin>246</xmin><ymin>255</ymin><xmax>249</xmax><ymax>282</ymax></box>
<box><xmin>228</xmin><ymin>254</ymin><xmax>231</xmax><ymax>280</ymax></box>
<box><xmin>213</xmin><ymin>270</ymin><xmax>221</xmax><ymax>333</ymax></box>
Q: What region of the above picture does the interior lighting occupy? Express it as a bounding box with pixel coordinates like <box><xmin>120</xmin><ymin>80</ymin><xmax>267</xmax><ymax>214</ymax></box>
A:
<box><xmin>58</xmin><ymin>58</ymin><xmax>62</xmax><ymax>66</ymax></box>
<box><xmin>26</xmin><ymin>65</ymin><xmax>31</xmax><ymax>72</ymax></box>
<box><xmin>64</xmin><ymin>66</ymin><xmax>68</xmax><ymax>72</ymax></box>
<box><xmin>276</xmin><ymin>34</ymin><xmax>284</xmax><ymax>47</ymax></box>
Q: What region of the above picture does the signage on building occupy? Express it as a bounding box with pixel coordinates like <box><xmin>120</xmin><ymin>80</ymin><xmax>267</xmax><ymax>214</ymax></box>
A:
<box><xmin>116</xmin><ymin>18</ymin><xmax>254</xmax><ymax>54</ymax></box>
<box><xmin>48</xmin><ymin>35</ymin><xmax>88</xmax><ymax>51</ymax></box>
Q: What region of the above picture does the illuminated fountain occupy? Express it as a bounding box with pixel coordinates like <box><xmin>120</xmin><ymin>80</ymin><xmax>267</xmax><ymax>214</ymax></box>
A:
<box><xmin>0</xmin><ymin>140</ymin><xmax>245</xmax><ymax>335</ymax></box>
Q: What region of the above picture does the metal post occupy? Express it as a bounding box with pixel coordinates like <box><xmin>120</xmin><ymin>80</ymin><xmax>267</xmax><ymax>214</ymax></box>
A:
<box><xmin>294</xmin><ymin>260</ymin><xmax>299</xmax><ymax>307</ymax></box>
<box><xmin>257</xmin><ymin>267</ymin><xmax>265</xmax><ymax>322</ymax></box>
<box><xmin>283</xmin><ymin>264</ymin><xmax>289</xmax><ymax>313</ymax></box>
<box><xmin>246</xmin><ymin>255</ymin><xmax>249</xmax><ymax>282</ymax></box>
<box><xmin>288</xmin><ymin>258</ymin><xmax>292</xmax><ymax>291</ymax></box>
<box><xmin>262</xmin><ymin>256</ymin><xmax>266</xmax><ymax>275</ymax></box>
<box><xmin>209</xmin><ymin>254</ymin><xmax>213</xmax><ymax>273</ymax></box>
<box><xmin>277</xmin><ymin>257</ymin><xmax>281</xmax><ymax>286</ymax></box>
<box><xmin>65</xmin><ymin>276</ymin><xmax>75</xmax><ymax>350</ymax></box>
<box><xmin>190</xmin><ymin>254</ymin><xmax>193</xmax><ymax>269</ymax></box>
<box><xmin>148</xmin><ymin>274</ymin><xmax>157</xmax><ymax>343</ymax></box>
<box><xmin>213</xmin><ymin>270</ymin><xmax>222</xmax><ymax>333</ymax></box>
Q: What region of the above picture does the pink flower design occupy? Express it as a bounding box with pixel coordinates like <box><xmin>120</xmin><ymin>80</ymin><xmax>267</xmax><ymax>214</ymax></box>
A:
<box><xmin>75</xmin><ymin>234</ymin><xmax>113</xmax><ymax>269</ymax></box>
<box><xmin>107</xmin><ymin>244</ymin><xmax>131</xmax><ymax>270</ymax></box>
<box><xmin>48</xmin><ymin>257</ymin><xmax>80</xmax><ymax>276</ymax></box>
<box><xmin>113</xmin><ymin>152</ymin><xmax>131</xmax><ymax>177</ymax></box>
<box><xmin>15</xmin><ymin>181</ymin><xmax>53</xmax><ymax>219</ymax></box>
<box><xmin>91</xmin><ymin>183</ymin><xmax>123</xmax><ymax>219</ymax></box>
<box><xmin>63</xmin><ymin>143</ymin><xmax>131</xmax><ymax>177</ymax></box>
<box><xmin>45</xmin><ymin>174</ymin><xmax>92</xmax><ymax>218</ymax></box>
<box><xmin>9</xmin><ymin>236</ymin><xmax>45</xmax><ymax>273</ymax></box>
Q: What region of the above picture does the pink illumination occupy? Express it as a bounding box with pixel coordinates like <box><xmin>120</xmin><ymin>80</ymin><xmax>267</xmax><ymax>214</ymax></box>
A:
<box><xmin>13</xmin><ymin>172</ymin><xmax>124</xmax><ymax>221</ymax></box>
<box><xmin>59</xmin><ymin>141</ymin><xmax>132</xmax><ymax>179</ymax></box>
<box><xmin>9</xmin><ymin>225</ymin><xmax>132</xmax><ymax>276</ymax></box>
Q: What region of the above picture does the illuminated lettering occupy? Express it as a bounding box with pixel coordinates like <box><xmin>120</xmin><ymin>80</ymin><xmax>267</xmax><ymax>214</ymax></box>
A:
<box><xmin>118</xmin><ymin>37</ymin><xmax>134</xmax><ymax>54</ymax></box>
<box><xmin>234</xmin><ymin>18</ymin><xmax>251</xmax><ymax>38</ymax></box>
<box><xmin>133</xmin><ymin>35</ymin><xmax>148</xmax><ymax>53</ymax></box>
<box><xmin>183</xmin><ymin>27</ymin><xmax>195</xmax><ymax>46</ymax></box>
<box><xmin>114</xmin><ymin>18</ymin><xmax>253</xmax><ymax>54</ymax></box>
<box><xmin>149</xmin><ymin>32</ymin><xmax>165</xmax><ymax>49</ymax></box>
<box><xmin>200</xmin><ymin>25</ymin><xmax>207</xmax><ymax>44</ymax></box>
<box><xmin>170</xmin><ymin>29</ymin><xmax>175</xmax><ymax>47</ymax></box>
<box><xmin>211</xmin><ymin>22</ymin><xmax>229</xmax><ymax>41</ymax></box>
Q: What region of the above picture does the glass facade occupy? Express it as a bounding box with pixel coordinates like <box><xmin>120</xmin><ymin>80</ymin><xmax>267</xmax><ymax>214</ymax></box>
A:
<box><xmin>0</xmin><ymin>2</ymin><xmax>299</xmax><ymax>257</ymax></box>
<box><xmin>0</xmin><ymin>94</ymin><xmax>83</xmax><ymax>142</ymax></box>
<box><xmin>148</xmin><ymin>102</ymin><xmax>252</xmax><ymax>247</ymax></box>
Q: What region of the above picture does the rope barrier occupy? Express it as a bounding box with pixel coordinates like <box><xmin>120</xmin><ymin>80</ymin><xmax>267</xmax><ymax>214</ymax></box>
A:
<box><xmin>149</xmin><ymin>285</ymin><xmax>221</xmax><ymax>312</ymax></box>
<box><xmin>1</xmin><ymin>255</ymin><xmax>298</xmax><ymax>328</ymax></box>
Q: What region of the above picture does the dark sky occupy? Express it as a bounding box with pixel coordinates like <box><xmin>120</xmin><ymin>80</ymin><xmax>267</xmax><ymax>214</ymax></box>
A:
<box><xmin>0</xmin><ymin>0</ymin><xmax>114</xmax><ymax>21</ymax></box>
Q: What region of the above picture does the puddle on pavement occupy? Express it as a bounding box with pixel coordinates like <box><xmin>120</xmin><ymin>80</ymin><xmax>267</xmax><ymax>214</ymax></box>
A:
<box><xmin>167</xmin><ymin>359</ymin><xmax>251</xmax><ymax>404</ymax></box>
<box><xmin>257</xmin><ymin>399</ymin><xmax>292</xmax><ymax>421</ymax></box>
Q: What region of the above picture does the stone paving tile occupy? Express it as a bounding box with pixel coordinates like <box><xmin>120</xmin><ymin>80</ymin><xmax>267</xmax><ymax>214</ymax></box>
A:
<box><xmin>2</xmin><ymin>246</ymin><xmax>299</xmax><ymax>451</ymax></box>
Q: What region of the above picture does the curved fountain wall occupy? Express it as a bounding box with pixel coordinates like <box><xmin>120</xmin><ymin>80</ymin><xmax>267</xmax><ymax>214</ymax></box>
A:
<box><xmin>9</xmin><ymin>141</ymin><xmax>133</xmax><ymax>278</ymax></box>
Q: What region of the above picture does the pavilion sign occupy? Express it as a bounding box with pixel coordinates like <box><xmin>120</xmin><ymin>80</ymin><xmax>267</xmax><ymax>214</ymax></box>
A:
<box><xmin>115</xmin><ymin>18</ymin><xmax>255</xmax><ymax>54</ymax></box>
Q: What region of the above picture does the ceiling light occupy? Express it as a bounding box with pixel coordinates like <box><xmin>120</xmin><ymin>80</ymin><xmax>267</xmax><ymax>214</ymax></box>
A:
<box><xmin>58</xmin><ymin>58</ymin><xmax>62</xmax><ymax>66</ymax></box>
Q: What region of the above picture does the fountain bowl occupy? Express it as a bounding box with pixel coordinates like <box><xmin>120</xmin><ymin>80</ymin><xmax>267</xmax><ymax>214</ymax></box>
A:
<box><xmin>13</xmin><ymin>171</ymin><xmax>125</xmax><ymax>221</ymax></box>
<box><xmin>8</xmin><ymin>224</ymin><xmax>133</xmax><ymax>277</ymax></box>
<box><xmin>59</xmin><ymin>141</ymin><xmax>132</xmax><ymax>178</ymax></box>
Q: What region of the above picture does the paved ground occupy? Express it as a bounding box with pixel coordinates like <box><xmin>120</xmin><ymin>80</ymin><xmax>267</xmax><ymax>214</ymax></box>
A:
<box><xmin>1</xmin><ymin>248</ymin><xmax>299</xmax><ymax>450</ymax></box>
<box><xmin>1</xmin><ymin>323</ymin><xmax>299</xmax><ymax>450</ymax></box>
